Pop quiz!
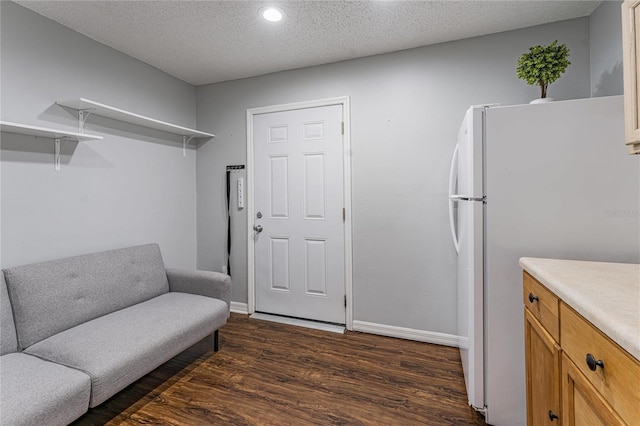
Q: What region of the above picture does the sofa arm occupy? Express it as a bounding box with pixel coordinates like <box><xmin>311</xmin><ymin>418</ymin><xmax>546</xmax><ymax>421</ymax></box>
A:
<box><xmin>166</xmin><ymin>269</ymin><xmax>231</xmax><ymax>312</ymax></box>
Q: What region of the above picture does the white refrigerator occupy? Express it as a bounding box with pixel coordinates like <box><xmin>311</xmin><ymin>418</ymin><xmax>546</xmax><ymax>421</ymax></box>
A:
<box><xmin>448</xmin><ymin>95</ymin><xmax>640</xmax><ymax>426</ymax></box>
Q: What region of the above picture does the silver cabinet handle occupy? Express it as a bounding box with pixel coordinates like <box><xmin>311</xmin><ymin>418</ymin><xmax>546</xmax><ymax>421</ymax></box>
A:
<box><xmin>253</xmin><ymin>225</ymin><xmax>263</xmax><ymax>233</ymax></box>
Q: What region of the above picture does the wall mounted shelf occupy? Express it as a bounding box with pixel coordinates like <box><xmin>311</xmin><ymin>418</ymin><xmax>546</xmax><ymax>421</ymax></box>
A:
<box><xmin>0</xmin><ymin>121</ymin><xmax>103</xmax><ymax>141</ymax></box>
<box><xmin>56</xmin><ymin>98</ymin><xmax>215</xmax><ymax>156</ymax></box>
<box><xmin>0</xmin><ymin>120</ymin><xmax>103</xmax><ymax>171</ymax></box>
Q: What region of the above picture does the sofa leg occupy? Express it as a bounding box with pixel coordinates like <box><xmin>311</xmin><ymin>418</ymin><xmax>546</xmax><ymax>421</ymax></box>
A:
<box><xmin>214</xmin><ymin>329</ymin><xmax>219</xmax><ymax>352</ymax></box>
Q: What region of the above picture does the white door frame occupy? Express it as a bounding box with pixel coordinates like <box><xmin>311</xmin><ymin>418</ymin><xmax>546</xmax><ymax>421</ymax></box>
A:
<box><xmin>246</xmin><ymin>96</ymin><xmax>353</xmax><ymax>330</ymax></box>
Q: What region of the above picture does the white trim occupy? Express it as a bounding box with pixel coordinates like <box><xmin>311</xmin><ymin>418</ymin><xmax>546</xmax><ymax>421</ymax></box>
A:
<box><xmin>230</xmin><ymin>301</ymin><xmax>249</xmax><ymax>315</ymax></box>
<box><xmin>250</xmin><ymin>313</ymin><xmax>345</xmax><ymax>334</ymax></box>
<box><xmin>246</xmin><ymin>96</ymin><xmax>354</xmax><ymax>330</ymax></box>
<box><xmin>352</xmin><ymin>320</ymin><xmax>460</xmax><ymax>348</ymax></box>
<box><xmin>342</xmin><ymin>97</ymin><xmax>353</xmax><ymax>331</ymax></box>
<box><xmin>246</xmin><ymin>106</ymin><xmax>256</xmax><ymax>318</ymax></box>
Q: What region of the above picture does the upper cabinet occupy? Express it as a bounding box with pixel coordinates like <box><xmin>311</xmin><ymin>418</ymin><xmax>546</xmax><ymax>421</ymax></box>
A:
<box><xmin>622</xmin><ymin>0</ymin><xmax>640</xmax><ymax>154</ymax></box>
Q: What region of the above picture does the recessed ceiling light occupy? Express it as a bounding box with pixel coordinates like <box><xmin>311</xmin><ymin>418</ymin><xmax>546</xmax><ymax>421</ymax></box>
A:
<box><xmin>261</xmin><ymin>7</ymin><xmax>284</xmax><ymax>23</ymax></box>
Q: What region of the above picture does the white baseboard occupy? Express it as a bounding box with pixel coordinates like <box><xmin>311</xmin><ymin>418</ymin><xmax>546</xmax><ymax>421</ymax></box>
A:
<box><xmin>230</xmin><ymin>301</ymin><xmax>249</xmax><ymax>315</ymax></box>
<box><xmin>352</xmin><ymin>320</ymin><xmax>460</xmax><ymax>348</ymax></box>
<box><xmin>227</xmin><ymin>306</ymin><xmax>459</xmax><ymax>347</ymax></box>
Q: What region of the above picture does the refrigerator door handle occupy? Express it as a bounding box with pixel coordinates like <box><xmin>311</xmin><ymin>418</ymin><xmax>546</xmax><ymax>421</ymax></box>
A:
<box><xmin>450</xmin><ymin>195</ymin><xmax>486</xmax><ymax>202</ymax></box>
<box><xmin>448</xmin><ymin>143</ymin><xmax>460</xmax><ymax>254</ymax></box>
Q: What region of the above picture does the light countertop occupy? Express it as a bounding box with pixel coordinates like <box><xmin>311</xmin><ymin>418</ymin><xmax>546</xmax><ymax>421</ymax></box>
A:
<box><xmin>519</xmin><ymin>257</ymin><xmax>640</xmax><ymax>361</ymax></box>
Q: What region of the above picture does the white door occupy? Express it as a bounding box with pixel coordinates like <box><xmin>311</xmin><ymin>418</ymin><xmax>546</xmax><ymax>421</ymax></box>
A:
<box><xmin>452</xmin><ymin>106</ymin><xmax>485</xmax><ymax>411</ymax></box>
<box><xmin>253</xmin><ymin>104</ymin><xmax>345</xmax><ymax>324</ymax></box>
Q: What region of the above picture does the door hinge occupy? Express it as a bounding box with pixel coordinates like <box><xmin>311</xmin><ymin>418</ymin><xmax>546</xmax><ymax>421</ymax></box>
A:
<box><xmin>341</xmin><ymin>121</ymin><xmax>344</xmax><ymax>135</ymax></box>
<box><xmin>344</xmin><ymin>294</ymin><xmax>347</xmax><ymax>307</ymax></box>
<box><xmin>342</xmin><ymin>208</ymin><xmax>346</xmax><ymax>222</ymax></box>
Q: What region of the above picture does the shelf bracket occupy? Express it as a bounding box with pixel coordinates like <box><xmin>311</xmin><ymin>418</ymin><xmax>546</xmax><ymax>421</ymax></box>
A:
<box><xmin>54</xmin><ymin>139</ymin><xmax>61</xmax><ymax>172</ymax></box>
<box><xmin>183</xmin><ymin>135</ymin><xmax>195</xmax><ymax>157</ymax></box>
<box><xmin>78</xmin><ymin>109</ymin><xmax>93</xmax><ymax>134</ymax></box>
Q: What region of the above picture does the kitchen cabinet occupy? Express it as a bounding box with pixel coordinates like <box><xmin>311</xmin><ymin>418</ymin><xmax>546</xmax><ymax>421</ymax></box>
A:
<box><xmin>622</xmin><ymin>0</ymin><xmax>640</xmax><ymax>154</ymax></box>
<box><xmin>562</xmin><ymin>353</ymin><xmax>624</xmax><ymax>426</ymax></box>
<box><xmin>524</xmin><ymin>309</ymin><xmax>561</xmax><ymax>425</ymax></box>
<box><xmin>561</xmin><ymin>303</ymin><xmax>639</xmax><ymax>426</ymax></box>
<box><xmin>523</xmin><ymin>272</ymin><xmax>562</xmax><ymax>425</ymax></box>
<box><xmin>522</xmin><ymin>271</ymin><xmax>640</xmax><ymax>426</ymax></box>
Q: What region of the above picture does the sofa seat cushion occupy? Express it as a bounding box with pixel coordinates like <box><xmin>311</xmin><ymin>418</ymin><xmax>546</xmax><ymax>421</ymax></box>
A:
<box><xmin>0</xmin><ymin>353</ymin><xmax>91</xmax><ymax>426</ymax></box>
<box><xmin>25</xmin><ymin>292</ymin><xmax>228</xmax><ymax>407</ymax></box>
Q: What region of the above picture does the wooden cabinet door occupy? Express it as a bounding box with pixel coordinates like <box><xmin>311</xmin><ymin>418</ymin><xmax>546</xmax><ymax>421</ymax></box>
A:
<box><xmin>525</xmin><ymin>309</ymin><xmax>561</xmax><ymax>425</ymax></box>
<box><xmin>561</xmin><ymin>354</ymin><xmax>625</xmax><ymax>426</ymax></box>
<box><xmin>622</xmin><ymin>0</ymin><xmax>640</xmax><ymax>154</ymax></box>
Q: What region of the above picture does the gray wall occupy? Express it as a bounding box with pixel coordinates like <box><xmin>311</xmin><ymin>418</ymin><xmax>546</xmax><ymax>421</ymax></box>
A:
<box><xmin>0</xmin><ymin>3</ymin><xmax>606</xmax><ymax>336</ymax></box>
<box><xmin>1</xmin><ymin>2</ymin><xmax>198</xmax><ymax>268</ymax></box>
<box><xmin>590</xmin><ymin>0</ymin><xmax>624</xmax><ymax>97</ymax></box>
<box><xmin>0</xmin><ymin>0</ymin><xmax>3</xmax><ymax>268</ymax></box>
<box><xmin>195</xmin><ymin>18</ymin><xmax>592</xmax><ymax>333</ymax></box>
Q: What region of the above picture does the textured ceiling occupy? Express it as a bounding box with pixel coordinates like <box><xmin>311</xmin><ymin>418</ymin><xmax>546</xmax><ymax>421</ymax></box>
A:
<box><xmin>14</xmin><ymin>1</ymin><xmax>602</xmax><ymax>86</ymax></box>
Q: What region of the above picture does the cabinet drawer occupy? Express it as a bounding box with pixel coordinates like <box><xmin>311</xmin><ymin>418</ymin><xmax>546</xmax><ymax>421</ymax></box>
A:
<box><xmin>560</xmin><ymin>303</ymin><xmax>640</xmax><ymax>426</ymax></box>
<box><xmin>561</xmin><ymin>353</ymin><xmax>625</xmax><ymax>426</ymax></box>
<box><xmin>523</xmin><ymin>272</ymin><xmax>560</xmax><ymax>342</ymax></box>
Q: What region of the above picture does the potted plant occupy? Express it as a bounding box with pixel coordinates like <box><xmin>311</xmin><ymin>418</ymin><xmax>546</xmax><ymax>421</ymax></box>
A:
<box><xmin>516</xmin><ymin>40</ymin><xmax>571</xmax><ymax>103</ymax></box>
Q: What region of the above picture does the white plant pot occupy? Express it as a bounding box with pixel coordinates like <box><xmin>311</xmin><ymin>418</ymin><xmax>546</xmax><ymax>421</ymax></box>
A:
<box><xmin>530</xmin><ymin>97</ymin><xmax>555</xmax><ymax>104</ymax></box>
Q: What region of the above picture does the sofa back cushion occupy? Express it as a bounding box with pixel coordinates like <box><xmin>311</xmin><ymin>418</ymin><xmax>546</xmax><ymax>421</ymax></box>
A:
<box><xmin>3</xmin><ymin>244</ymin><xmax>169</xmax><ymax>349</ymax></box>
<box><xmin>1</xmin><ymin>272</ymin><xmax>18</xmax><ymax>355</ymax></box>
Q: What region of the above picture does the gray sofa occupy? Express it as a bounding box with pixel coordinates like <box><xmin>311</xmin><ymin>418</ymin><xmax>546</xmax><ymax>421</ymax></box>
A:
<box><xmin>0</xmin><ymin>244</ymin><xmax>231</xmax><ymax>426</ymax></box>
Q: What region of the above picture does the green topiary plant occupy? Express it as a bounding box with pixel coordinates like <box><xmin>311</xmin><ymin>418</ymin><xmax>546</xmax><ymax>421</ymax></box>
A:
<box><xmin>516</xmin><ymin>40</ymin><xmax>571</xmax><ymax>99</ymax></box>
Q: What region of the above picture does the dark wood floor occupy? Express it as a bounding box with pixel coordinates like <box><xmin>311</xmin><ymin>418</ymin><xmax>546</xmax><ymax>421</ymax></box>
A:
<box><xmin>73</xmin><ymin>314</ymin><xmax>487</xmax><ymax>425</ymax></box>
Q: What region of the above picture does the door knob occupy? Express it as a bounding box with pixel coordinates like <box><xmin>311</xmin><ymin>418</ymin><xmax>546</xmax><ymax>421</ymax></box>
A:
<box><xmin>253</xmin><ymin>224</ymin><xmax>263</xmax><ymax>233</ymax></box>
<box><xmin>586</xmin><ymin>353</ymin><xmax>604</xmax><ymax>371</ymax></box>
